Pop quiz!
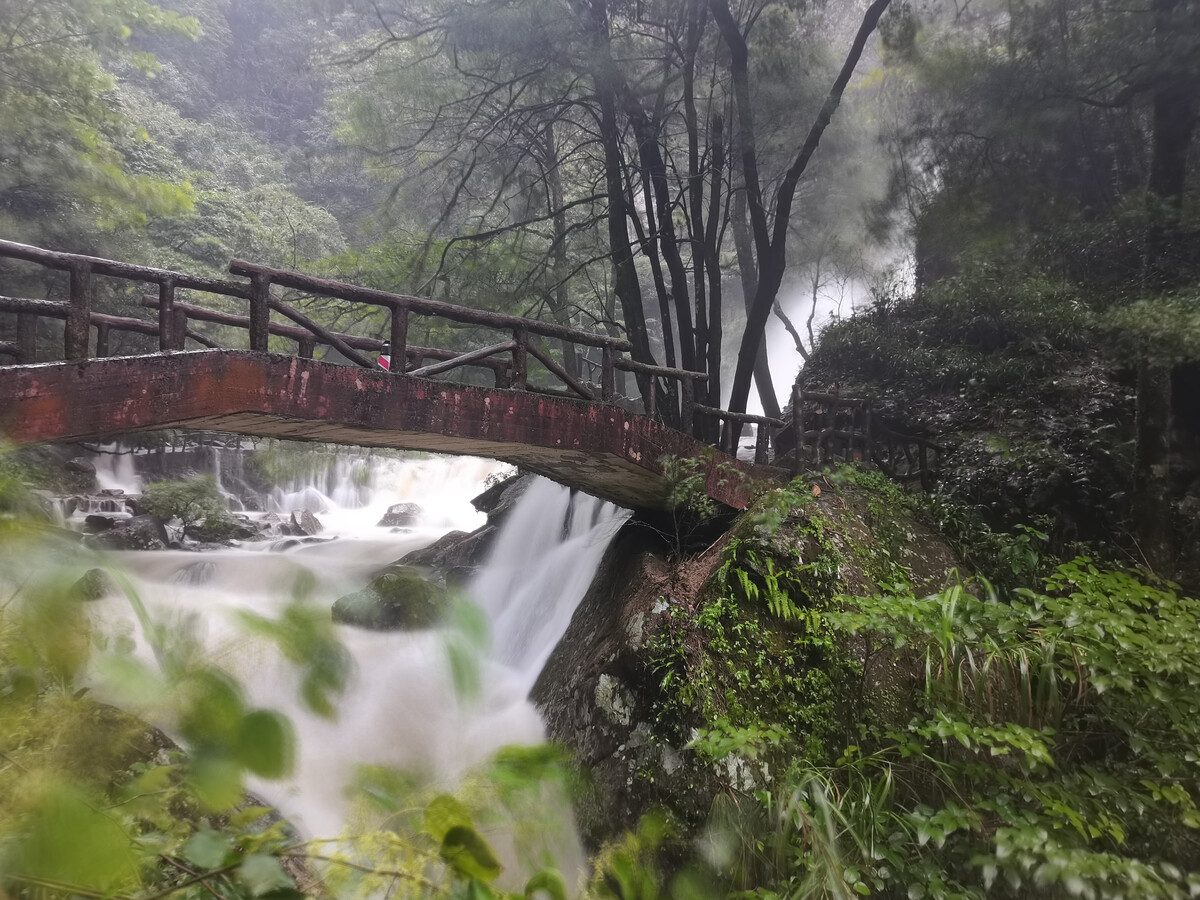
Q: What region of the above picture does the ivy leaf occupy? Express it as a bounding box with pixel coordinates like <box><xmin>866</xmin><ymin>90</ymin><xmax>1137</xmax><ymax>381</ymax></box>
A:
<box><xmin>183</xmin><ymin>829</ymin><xmax>231</xmax><ymax>870</ymax></box>
<box><xmin>238</xmin><ymin>854</ymin><xmax>293</xmax><ymax>896</ymax></box>
<box><xmin>235</xmin><ymin>710</ymin><xmax>295</xmax><ymax>779</ymax></box>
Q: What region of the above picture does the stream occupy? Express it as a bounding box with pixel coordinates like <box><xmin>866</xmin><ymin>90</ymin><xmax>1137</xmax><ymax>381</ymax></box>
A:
<box><xmin>71</xmin><ymin>450</ymin><xmax>629</xmax><ymax>851</ymax></box>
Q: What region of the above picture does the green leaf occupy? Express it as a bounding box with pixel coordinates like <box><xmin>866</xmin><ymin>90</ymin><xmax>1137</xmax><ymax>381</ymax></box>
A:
<box><xmin>2</xmin><ymin>783</ymin><xmax>138</xmax><ymax>892</ymax></box>
<box><xmin>188</xmin><ymin>752</ymin><xmax>245</xmax><ymax>812</ymax></box>
<box><xmin>525</xmin><ymin>869</ymin><xmax>567</xmax><ymax>900</ymax></box>
<box><xmin>239</xmin><ymin>854</ymin><xmax>294</xmax><ymax>896</ymax></box>
<box><xmin>184</xmin><ymin>829</ymin><xmax>231</xmax><ymax>870</ymax></box>
<box><xmin>236</xmin><ymin>710</ymin><xmax>295</xmax><ymax>779</ymax></box>
<box><xmin>230</xmin><ymin>806</ymin><xmax>276</xmax><ymax>828</ymax></box>
<box><xmin>440</xmin><ymin>825</ymin><xmax>504</xmax><ymax>883</ymax></box>
<box><xmin>424</xmin><ymin>794</ymin><xmax>473</xmax><ymax>842</ymax></box>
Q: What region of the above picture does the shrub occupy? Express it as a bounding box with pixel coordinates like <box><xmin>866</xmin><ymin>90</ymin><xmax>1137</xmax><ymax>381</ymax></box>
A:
<box><xmin>139</xmin><ymin>475</ymin><xmax>232</xmax><ymax>531</ymax></box>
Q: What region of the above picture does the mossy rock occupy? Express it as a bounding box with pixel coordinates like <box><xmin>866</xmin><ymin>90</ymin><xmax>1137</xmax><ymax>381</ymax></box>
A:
<box><xmin>331</xmin><ymin>565</ymin><xmax>448</xmax><ymax>630</ymax></box>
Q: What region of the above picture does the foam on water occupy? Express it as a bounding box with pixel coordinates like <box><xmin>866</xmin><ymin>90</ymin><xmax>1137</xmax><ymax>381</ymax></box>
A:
<box><xmin>79</xmin><ymin>452</ymin><xmax>627</xmax><ymax>852</ymax></box>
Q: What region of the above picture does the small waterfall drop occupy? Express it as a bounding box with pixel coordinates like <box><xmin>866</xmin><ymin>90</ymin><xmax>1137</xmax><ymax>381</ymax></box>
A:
<box><xmin>473</xmin><ymin>479</ymin><xmax>629</xmax><ymax>691</ymax></box>
<box><xmin>75</xmin><ymin>451</ymin><xmax>628</xmax><ymax>847</ymax></box>
<box><xmin>93</xmin><ymin>445</ymin><xmax>143</xmax><ymax>494</ymax></box>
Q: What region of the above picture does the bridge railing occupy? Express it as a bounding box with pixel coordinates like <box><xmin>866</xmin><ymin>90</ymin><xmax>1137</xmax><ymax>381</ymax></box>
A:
<box><xmin>0</xmin><ymin>239</ymin><xmax>941</xmax><ymax>481</ymax></box>
<box><xmin>0</xmin><ymin>239</ymin><xmax>707</xmax><ymax>429</ymax></box>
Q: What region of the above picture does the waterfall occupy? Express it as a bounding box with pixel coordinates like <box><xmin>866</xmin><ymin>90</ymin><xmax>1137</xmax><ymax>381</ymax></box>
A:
<box><xmin>92</xmin><ymin>445</ymin><xmax>143</xmax><ymax>494</ymax></box>
<box><xmin>472</xmin><ymin>479</ymin><xmax>629</xmax><ymax>692</ymax></box>
<box><xmin>73</xmin><ymin>452</ymin><xmax>628</xmax><ymax>846</ymax></box>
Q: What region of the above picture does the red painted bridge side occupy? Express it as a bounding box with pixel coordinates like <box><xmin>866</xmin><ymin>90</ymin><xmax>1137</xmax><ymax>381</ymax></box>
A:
<box><xmin>0</xmin><ymin>350</ymin><xmax>777</xmax><ymax>510</ymax></box>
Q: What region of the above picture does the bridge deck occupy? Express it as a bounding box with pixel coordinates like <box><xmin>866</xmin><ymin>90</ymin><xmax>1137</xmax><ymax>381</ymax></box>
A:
<box><xmin>0</xmin><ymin>350</ymin><xmax>775</xmax><ymax>510</ymax></box>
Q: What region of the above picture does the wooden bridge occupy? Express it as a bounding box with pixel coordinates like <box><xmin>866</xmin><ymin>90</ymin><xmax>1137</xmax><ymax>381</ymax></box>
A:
<box><xmin>0</xmin><ymin>239</ymin><xmax>940</xmax><ymax>509</ymax></box>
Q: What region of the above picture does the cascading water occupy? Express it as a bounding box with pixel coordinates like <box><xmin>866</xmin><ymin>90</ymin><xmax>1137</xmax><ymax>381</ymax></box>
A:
<box><xmin>76</xmin><ymin>451</ymin><xmax>628</xmax><ymax>850</ymax></box>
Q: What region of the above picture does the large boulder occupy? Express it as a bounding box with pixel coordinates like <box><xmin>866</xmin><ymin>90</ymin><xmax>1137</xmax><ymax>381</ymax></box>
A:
<box><xmin>471</xmin><ymin>474</ymin><xmax>533</xmax><ymax>522</ymax></box>
<box><xmin>331</xmin><ymin>565</ymin><xmax>449</xmax><ymax>630</ymax></box>
<box><xmin>83</xmin><ymin>514</ymin><xmax>170</xmax><ymax>551</ymax></box>
<box><xmin>184</xmin><ymin>516</ymin><xmax>258</xmax><ymax>543</ymax></box>
<box><xmin>376</xmin><ymin>502</ymin><xmax>423</xmax><ymax>528</ymax></box>
<box><xmin>532</xmin><ymin>476</ymin><xmax>966</xmax><ymax>852</ymax></box>
<box><xmin>395</xmin><ymin>527</ymin><xmax>497</xmax><ymax>586</ymax></box>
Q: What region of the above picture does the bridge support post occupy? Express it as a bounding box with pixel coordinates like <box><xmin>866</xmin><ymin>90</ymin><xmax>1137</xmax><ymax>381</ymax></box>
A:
<box><xmin>172</xmin><ymin>307</ymin><xmax>189</xmax><ymax>350</ymax></box>
<box><xmin>389</xmin><ymin>302</ymin><xmax>409</xmax><ymax>374</ymax></box>
<box><xmin>601</xmin><ymin>346</ymin><xmax>615</xmax><ymax>401</ymax></box>
<box><xmin>16</xmin><ymin>314</ymin><xmax>36</xmax><ymax>363</ymax></box>
<box><xmin>755</xmin><ymin>424</ymin><xmax>770</xmax><ymax>464</ymax></box>
<box><xmin>249</xmin><ymin>273</ymin><xmax>271</xmax><ymax>352</ymax></box>
<box><xmin>95</xmin><ymin>322</ymin><xmax>110</xmax><ymax>358</ymax></box>
<box><xmin>158</xmin><ymin>279</ymin><xmax>176</xmax><ymax>351</ymax></box>
<box><xmin>297</xmin><ymin>337</ymin><xmax>315</xmax><ymax>359</ymax></box>
<box><xmin>680</xmin><ymin>379</ymin><xmax>694</xmax><ymax>435</ymax></box>
<box><xmin>511</xmin><ymin>327</ymin><xmax>528</xmax><ymax>390</ymax></box>
<box><xmin>66</xmin><ymin>263</ymin><xmax>93</xmax><ymax>360</ymax></box>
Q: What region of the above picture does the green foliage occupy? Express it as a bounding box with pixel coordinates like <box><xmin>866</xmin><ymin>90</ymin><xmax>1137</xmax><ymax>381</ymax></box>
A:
<box><xmin>0</xmin><ymin>470</ymin><xmax>575</xmax><ymax>900</ymax></box>
<box><xmin>139</xmin><ymin>474</ymin><xmax>233</xmax><ymax>532</ymax></box>
<box><xmin>708</xmin><ymin>562</ymin><xmax>1200</xmax><ymax>899</ymax></box>
<box><xmin>0</xmin><ymin>0</ymin><xmax>200</xmax><ymax>245</ymax></box>
<box><xmin>658</xmin><ymin>454</ymin><xmax>745</xmax><ymax>561</ymax></box>
<box><xmin>649</xmin><ymin>501</ymin><xmax>857</xmax><ymax>765</ymax></box>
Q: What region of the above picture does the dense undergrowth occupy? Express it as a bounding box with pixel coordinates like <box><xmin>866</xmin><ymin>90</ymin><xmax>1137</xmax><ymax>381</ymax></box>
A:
<box><xmin>802</xmin><ymin>271</ymin><xmax>1154</xmax><ymax>558</ymax></box>
<box><xmin>4</xmin><ymin>446</ymin><xmax>1200</xmax><ymax>900</ymax></box>
<box><xmin>631</xmin><ymin>469</ymin><xmax>1200</xmax><ymax>900</ymax></box>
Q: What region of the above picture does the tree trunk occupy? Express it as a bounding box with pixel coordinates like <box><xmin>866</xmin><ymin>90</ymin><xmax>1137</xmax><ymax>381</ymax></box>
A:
<box><xmin>713</xmin><ymin>0</ymin><xmax>892</xmax><ymax>417</ymax></box>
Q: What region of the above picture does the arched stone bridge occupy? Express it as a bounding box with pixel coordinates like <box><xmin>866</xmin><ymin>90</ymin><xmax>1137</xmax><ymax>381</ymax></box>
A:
<box><xmin>0</xmin><ymin>350</ymin><xmax>772</xmax><ymax>510</ymax></box>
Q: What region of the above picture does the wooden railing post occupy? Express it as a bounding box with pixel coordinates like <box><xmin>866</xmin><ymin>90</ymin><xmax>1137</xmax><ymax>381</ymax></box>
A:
<box><xmin>512</xmin><ymin>327</ymin><xmax>528</xmax><ymax>390</ymax></box>
<box><xmin>172</xmin><ymin>307</ymin><xmax>189</xmax><ymax>350</ymax></box>
<box><xmin>66</xmin><ymin>262</ymin><xmax>93</xmax><ymax>360</ymax></box>
<box><xmin>389</xmin><ymin>302</ymin><xmax>409</xmax><ymax>374</ymax></box>
<box><xmin>94</xmin><ymin>322</ymin><xmax>110</xmax><ymax>358</ymax></box>
<box><xmin>647</xmin><ymin>377</ymin><xmax>657</xmax><ymax>419</ymax></box>
<box><xmin>755</xmin><ymin>424</ymin><xmax>771</xmax><ymax>465</ymax></box>
<box><xmin>680</xmin><ymin>379</ymin><xmax>694</xmax><ymax>435</ymax></box>
<box><xmin>297</xmin><ymin>337</ymin><xmax>315</xmax><ymax>359</ymax></box>
<box><xmin>158</xmin><ymin>278</ymin><xmax>175</xmax><ymax>351</ymax></box>
<box><xmin>601</xmin><ymin>346</ymin><xmax>616</xmax><ymax>401</ymax></box>
<box><xmin>249</xmin><ymin>272</ymin><xmax>270</xmax><ymax>352</ymax></box>
<box><xmin>792</xmin><ymin>383</ymin><xmax>803</xmax><ymax>474</ymax></box>
<box><xmin>16</xmin><ymin>314</ymin><xmax>36</xmax><ymax>363</ymax></box>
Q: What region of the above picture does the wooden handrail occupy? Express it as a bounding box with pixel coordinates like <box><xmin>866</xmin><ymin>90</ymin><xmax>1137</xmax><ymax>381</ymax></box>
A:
<box><xmin>229</xmin><ymin>259</ymin><xmax>632</xmax><ymax>352</ymax></box>
<box><xmin>616</xmin><ymin>357</ymin><xmax>709</xmax><ymax>380</ymax></box>
<box><xmin>0</xmin><ymin>239</ymin><xmax>252</xmax><ymax>298</ymax></box>
<box><xmin>407</xmin><ymin>341</ymin><xmax>515</xmax><ymax>378</ymax></box>
<box><xmin>139</xmin><ymin>295</ymin><xmax>511</xmax><ymax>373</ymax></box>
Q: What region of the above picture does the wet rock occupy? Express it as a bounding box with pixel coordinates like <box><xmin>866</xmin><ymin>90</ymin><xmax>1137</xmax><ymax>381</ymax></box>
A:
<box><xmin>286</xmin><ymin>509</ymin><xmax>323</xmax><ymax>537</ymax></box>
<box><xmin>396</xmin><ymin>526</ymin><xmax>497</xmax><ymax>586</ymax></box>
<box><xmin>183</xmin><ymin>518</ymin><xmax>258</xmax><ymax>543</ymax></box>
<box><xmin>83</xmin><ymin>515</ymin><xmax>170</xmax><ymax>551</ymax></box>
<box><xmin>377</xmin><ymin>502</ymin><xmax>423</xmax><ymax>528</ymax></box>
<box><xmin>84</xmin><ymin>514</ymin><xmax>117</xmax><ymax>533</ymax></box>
<box><xmin>331</xmin><ymin>565</ymin><xmax>448</xmax><ymax>630</ymax></box>
<box><xmin>69</xmin><ymin>568</ymin><xmax>114</xmax><ymax>602</ymax></box>
<box><xmin>471</xmin><ymin>474</ymin><xmax>533</xmax><ymax>522</ymax></box>
<box><xmin>66</xmin><ymin>457</ymin><xmax>97</xmax><ymax>477</ymax></box>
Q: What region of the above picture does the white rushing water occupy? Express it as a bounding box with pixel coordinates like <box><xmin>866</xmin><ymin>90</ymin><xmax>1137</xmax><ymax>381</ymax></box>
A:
<box><xmin>76</xmin><ymin>451</ymin><xmax>629</xmax><ymax>846</ymax></box>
